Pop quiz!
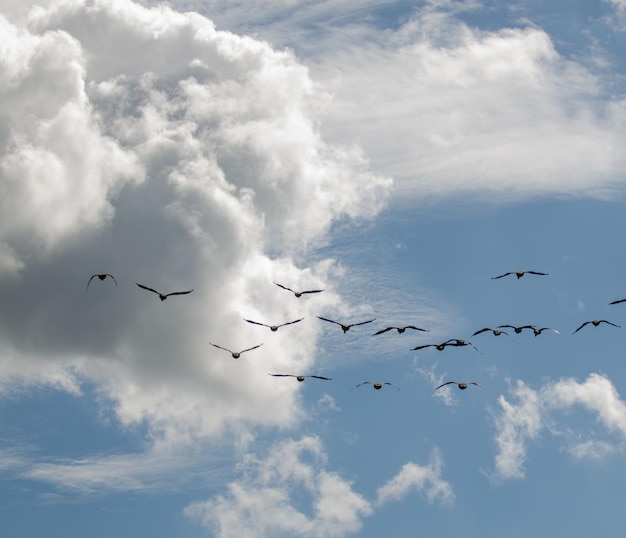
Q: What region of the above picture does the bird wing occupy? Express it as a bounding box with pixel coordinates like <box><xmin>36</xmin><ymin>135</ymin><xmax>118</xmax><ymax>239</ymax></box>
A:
<box><xmin>600</xmin><ymin>320</ymin><xmax>621</xmax><ymax>328</ymax></box>
<box><xmin>209</xmin><ymin>343</ymin><xmax>232</xmax><ymax>353</ymax></box>
<box><xmin>136</xmin><ymin>283</ymin><xmax>160</xmax><ymax>295</ymax></box>
<box><xmin>351</xmin><ymin>319</ymin><xmax>376</xmax><ymax>327</ymax></box>
<box><xmin>373</xmin><ymin>327</ymin><xmax>394</xmax><ymax>335</ymax></box>
<box><xmin>105</xmin><ymin>274</ymin><xmax>119</xmax><ymax>286</ymax></box>
<box><xmin>383</xmin><ymin>382</ymin><xmax>400</xmax><ymax>391</ymax></box>
<box><xmin>412</xmin><ymin>344</ymin><xmax>435</xmax><ymax>351</ymax></box>
<box><xmin>245</xmin><ymin>319</ymin><xmax>269</xmax><ymax>327</ymax></box>
<box><xmin>404</xmin><ymin>326</ymin><xmax>429</xmax><ymax>332</ymax></box>
<box><xmin>435</xmin><ymin>381</ymin><xmax>456</xmax><ymax>391</ymax></box>
<box><xmin>352</xmin><ymin>382</ymin><xmax>372</xmax><ymax>389</ymax></box>
<box><xmin>309</xmin><ymin>375</ymin><xmax>332</xmax><ymax>380</ymax></box>
<box><xmin>240</xmin><ymin>343</ymin><xmax>264</xmax><ymax>354</ymax></box>
<box><xmin>539</xmin><ymin>327</ymin><xmax>560</xmax><ymax>335</ymax></box>
<box><xmin>273</xmin><ymin>282</ymin><xmax>294</xmax><ymax>293</ymax></box>
<box><xmin>472</xmin><ymin>328</ymin><xmax>491</xmax><ymax>336</ymax></box>
<box><xmin>468</xmin><ymin>382</ymin><xmax>486</xmax><ymax>390</ymax></box>
<box><xmin>164</xmin><ymin>290</ymin><xmax>193</xmax><ymax>297</ymax></box>
<box><xmin>301</xmin><ymin>289</ymin><xmax>324</xmax><ymax>295</ymax></box>
<box><xmin>317</xmin><ymin>316</ymin><xmax>341</xmax><ymax>326</ymax></box>
<box><xmin>526</xmin><ymin>271</ymin><xmax>548</xmax><ymax>276</ymax></box>
<box><xmin>492</xmin><ymin>272</ymin><xmax>512</xmax><ymax>280</ymax></box>
<box><xmin>609</xmin><ymin>298</ymin><xmax>626</xmax><ymax>305</ymax></box>
<box><xmin>573</xmin><ymin>321</ymin><xmax>590</xmax><ymax>334</ymax></box>
<box><xmin>85</xmin><ymin>274</ymin><xmax>98</xmax><ymax>292</ymax></box>
<box><xmin>278</xmin><ymin>318</ymin><xmax>304</xmax><ymax>327</ymax></box>
<box><xmin>268</xmin><ymin>374</ymin><xmax>295</xmax><ymax>378</ymax></box>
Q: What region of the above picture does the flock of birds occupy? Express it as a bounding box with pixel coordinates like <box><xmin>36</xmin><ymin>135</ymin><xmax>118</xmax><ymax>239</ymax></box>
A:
<box><xmin>85</xmin><ymin>269</ymin><xmax>626</xmax><ymax>395</ymax></box>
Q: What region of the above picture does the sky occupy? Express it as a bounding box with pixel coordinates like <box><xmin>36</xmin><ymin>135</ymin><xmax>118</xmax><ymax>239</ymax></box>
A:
<box><xmin>2</xmin><ymin>0</ymin><xmax>626</xmax><ymax>536</ymax></box>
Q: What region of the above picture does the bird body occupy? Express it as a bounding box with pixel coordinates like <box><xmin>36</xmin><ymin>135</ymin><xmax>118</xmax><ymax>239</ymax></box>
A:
<box><xmin>373</xmin><ymin>325</ymin><xmax>429</xmax><ymax>336</ymax></box>
<box><xmin>136</xmin><ymin>283</ymin><xmax>193</xmax><ymax>301</ymax></box>
<box><xmin>86</xmin><ymin>273</ymin><xmax>118</xmax><ymax>292</ymax></box>
<box><xmin>573</xmin><ymin>320</ymin><xmax>621</xmax><ymax>334</ymax></box>
<box><xmin>492</xmin><ymin>270</ymin><xmax>548</xmax><ymax>280</ymax></box>
<box><xmin>210</xmin><ymin>343</ymin><xmax>263</xmax><ymax>358</ymax></box>
<box><xmin>245</xmin><ymin>318</ymin><xmax>304</xmax><ymax>331</ymax></box>
<box><xmin>269</xmin><ymin>374</ymin><xmax>332</xmax><ymax>382</ymax></box>
<box><xmin>273</xmin><ymin>282</ymin><xmax>324</xmax><ymax>298</ymax></box>
<box><xmin>317</xmin><ymin>316</ymin><xmax>375</xmax><ymax>333</ymax></box>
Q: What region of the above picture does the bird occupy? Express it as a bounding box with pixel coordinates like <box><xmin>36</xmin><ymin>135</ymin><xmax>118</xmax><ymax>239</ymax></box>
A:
<box><xmin>85</xmin><ymin>273</ymin><xmax>118</xmax><ymax>292</ymax></box>
<box><xmin>373</xmin><ymin>325</ymin><xmax>429</xmax><ymax>336</ymax></box>
<box><xmin>273</xmin><ymin>282</ymin><xmax>324</xmax><ymax>298</ymax></box>
<box><xmin>609</xmin><ymin>298</ymin><xmax>626</xmax><ymax>305</ymax></box>
<box><xmin>412</xmin><ymin>341</ymin><xmax>457</xmax><ymax>351</ymax></box>
<box><xmin>244</xmin><ymin>318</ymin><xmax>304</xmax><ymax>332</ymax></box>
<box><xmin>573</xmin><ymin>320</ymin><xmax>621</xmax><ymax>334</ymax></box>
<box><xmin>210</xmin><ymin>343</ymin><xmax>263</xmax><ymax>359</ymax></box>
<box><xmin>268</xmin><ymin>374</ymin><xmax>332</xmax><ymax>382</ymax></box>
<box><xmin>472</xmin><ymin>327</ymin><xmax>513</xmax><ymax>339</ymax></box>
<box><xmin>492</xmin><ymin>270</ymin><xmax>549</xmax><ymax>280</ymax></box>
<box><xmin>135</xmin><ymin>283</ymin><xmax>193</xmax><ymax>301</ymax></box>
<box><xmin>518</xmin><ymin>325</ymin><xmax>560</xmax><ymax>337</ymax></box>
<box><xmin>317</xmin><ymin>316</ymin><xmax>375</xmax><ymax>333</ymax></box>
<box><xmin>352</xmin><ymin>381</ymin><xmax>400</xmax><ymax>391</ymax></box>
<box><xmin>435</xmin><ymin>381</ymin><xmax>484</xmax><ymax>391</ymax></box>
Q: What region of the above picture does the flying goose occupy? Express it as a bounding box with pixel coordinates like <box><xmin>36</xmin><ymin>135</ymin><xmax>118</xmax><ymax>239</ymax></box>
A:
<box><xmin>352</xmin><ymin>381</ymin><xmax>400</xmax><ymax>391</ymax></box>
<box><xmin>136</xmin><ymin>283</ymin><xmax>193</xmax><ymax>301</ymax></box>
<box><xmin>573</xmin><ymin>320</ymin><xmax>621</xmax><ymax>334</ymax></box>
<box><xmin>492</xmin><ymin>270</ymin><xmax>548</xmax><ymax>280</ymax></box>
<box><xmin>210</xmin><ymin>343</ymin><xmax>263</xmax><ymax>358</ymax></box>
<box><xmin>435</xmin><ymin>381</ymin><xmax>484</xmax><ymax>391</ymax></box>
<box><xmin>373</xmin><ymin>325</ymin><xmax>429</xmax><ymax>336</ymax></box>
<box><xmin>85</xmin><ymin>273</ymin><xmax>118</xmax><ymax>292</ymax></box>
<box><xmin>268</xmin><ymin>374</ymin><xmax>332</xmax><ymax>382</ymax></box>
<box><xmin>273</xmin><ymin>282</ymin><xmax>324</xmax><ymax>298</ymax></box>
<box><xmin>244</xmin><ymin>318</ymin><xmax>304</xmax><ymax>332</ymax></box>
<box><xmin>317</xmin><ymin>316</ymin><xmax>375</xmax><ymax>333</ymax></box>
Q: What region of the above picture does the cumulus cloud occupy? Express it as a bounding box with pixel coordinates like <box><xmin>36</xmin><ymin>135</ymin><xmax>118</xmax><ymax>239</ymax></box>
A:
<box><xmin>0</xmin><ymin>0</ymin><xmax>391</xmax><ymax>453</ymax></box>
<box><xmin>491</xmin><ymin>373</ymin><xmax>626</xmax><ymax>481</ymax></box>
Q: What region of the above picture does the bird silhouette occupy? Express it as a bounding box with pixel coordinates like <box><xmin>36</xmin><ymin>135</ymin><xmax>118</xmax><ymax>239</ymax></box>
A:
<box><xmin>244</xmin><ymin>318</ymin><xmax>304</xmax><ymax>332</ymax></box>
<box><xmin>273</xmin><ymin>282</ymin><xmax>324</xmax><ymax>298</ymax></box>
<box><xmin>210</xmin><ymin>343</ymin><xmax>263</xmax><ymax>358</ymax></box>
<box><xmin>435</xmin><ymin>381</ymin><xmax>484</xmax><ymax>391</ymax></box>
<box><xmin>268</xmin><ymin>374</ymin><xmax>332</xmax><ymax>382</ymax></box>
<box><xmin>135</xmin><ymin>283</ymin><xmax>193</xmax><ymax>301</ymax></box>
<box><xmin>472</xmin><ymin>327</ymin><xmax>513</xmax><ymax>339</ymax></box>
<box><xmin>573</xmin><ymin>320</ymin><xmax>621</xmax><ymax>334</ymax></box>
<box><xmin>492</xmin><ymin>270</ymin><xmax>548</xmax><ymax>280</ymax></box>
<box><xmin>373</xmin><ymin>325</ymin><xmax>429</xmax><ymax>336</ymax></box>
<box><xmin>352</xmin><ymin>381</ymin><xmax>400</xmax><ymax>391</ymax></box>
<box><xmin>85</xmin><ymin>273</ymin><xmax>118</xmax><ymax>292</ymax></box>
<box><xmin>518</xmin><ymin>325</ymin><xmax>560</xmax><ymax>336</ymax></box>
<box><xmin>317</xmin><ymin>316</ymin><xmax>375</xmax><ymax>333</ymax></box>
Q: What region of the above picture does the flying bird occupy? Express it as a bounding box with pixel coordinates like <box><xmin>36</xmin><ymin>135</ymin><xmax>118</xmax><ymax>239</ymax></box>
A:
<box><xmin>573</xmin><ymin>320</ymin><xmax>621</xmax><ymax>334</ymax></box>
<box><xmin>244</xmin><ymin>318</ymin><xmax>304</xmax><ymax>332</ymax></box>
<box><xmin>317</xmin><ymin>316</ymin><xmax>375</xmax><ymax>333</ymax></box>
<box><xmin>210</xmin><ymin>343</ymin><xmax>263</xmax><ymax>359</ymax></box>
<box><xmin>135</xmin><ymin>283</ymin><xmax>193</xmax><ymax>301</ymax></box>
<box><xmin>273</xmin><ymin>282</ymin><xmax>324</xmax><ymax>298</ymax></box>
<box><xmin>609</xmin><ymin>298</ymin><xmax>626</xmax><ymax>305</ymax></box>
<box><xmin>435</xmin><ymin>381</ymin><xmax>484</xmax><ymax>391</ymax></box>
<box><xmin>472</xmin><ymin>327</ymin><xmax>513</xmax><ymax>339</ymax></box>
<box><xmin>268</xmin><ymin>374</ymin><xmax>332</xmax><ymax>382</ymax></box>
<box><xmin>373</xmin><ymin>325</ymin><xmax>429</xmax><ymax>336</ymax></box>
<box><xmin>85</xmin><ymin>273</ymin><xmax>118</xmax><ymax>292</ymax></box>
<box><xmin>518</xmin><ymin>325</ymin><xmax>560</xmax><ymax>337</ymax></box>
<box><xmin>492</xmin><ymin>270</ymin><xmax>549</xmax><ymax>280</ymax></box>
<box><xmin>352</xmin><ymin>381</ymin><xmax>400</xmax><ymax>391</ymax></box>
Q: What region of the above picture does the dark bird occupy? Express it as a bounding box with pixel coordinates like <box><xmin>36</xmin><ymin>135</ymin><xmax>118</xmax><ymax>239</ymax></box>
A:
<box><xmin>352</xmin><ymin>381</ymin><xmax>400</xmax><ymax>391</ymax></box>
<box><xmin>135</xmin><ymin>283</ymin><xmax>193</xmax><ymax>301</ymax></box>
<box><xmin>609</xmin><ymin>298</ymin><xmax>626</xmax><ymax>305</ymax></box>
<box><xmin>492</xmin><ymin>270</ymin><xmax>549</xmax><ymax>280</ymax></box>
<box><xmin>244</xmin><ymin>318</ymin><xmax>304</xmax><ymax>332</ymax></box>
<box><xmin>274</xmin><ymin>282</ymin><xmax>324</xmax><ymax>298</ymax></box>
<box><xmin>210</xmin><ymin>343</ymin><xmax>263</xmax><ymax>359</ymax></box>
<box><xmin>269</xmin><ymin>374</ymin><xmax>332</xmax><ymax>382</ymax></box>
<box><xmin>317</xmin><ymin>316</ymin><xmax>375</xmax><ymax>333</ymax></box>
<box><xmin>573</xmin><ymin>320</ymin><xmax>621</xmax><ymax>334</ymax></box>
<box><xmin>472</xmin><ymin>327</ymin><xmax>513</xmax><ymax>339</ymax></box>
<box><xmin>85</xmin><ymin>273</ymin><xmax>118</xmax><ymax>292</ymax></box>
<box><xmin>412</xmin><ymin>341</ymin><xmax>457</xmax><ymax>351</ymax></box>
<box><xmin>373</xmin><ymin>325</ymin><xmax>429</xmax><ymax>336</ymax></box>
<box><xmin>435</xmin><ymin>381</ymin><xmax>484</xmax><ymax>391</ymax></box>
<box><xmin>518</xmin><ymin>325</ymin><xmax>560</xmax><ymax>337</ymax></box>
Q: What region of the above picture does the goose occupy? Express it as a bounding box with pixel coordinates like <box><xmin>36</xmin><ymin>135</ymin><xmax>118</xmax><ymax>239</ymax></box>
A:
<box><xmin>373</xmin><ymin>325</ymin><xmax>429</xmax><ymax>336</ymax></box>
<box><xmin>244</xmin><ymin>318</ymin><xmax>304</xmax><ymax>332</ymax></box>
<box><xmin>210</xmin><ymin>343</ymin><xmax>263</xmax><ymax>358</ymax></box>
<box><xmin>352</xmin><ymin>381</ymin><xmax>400</xmax><ymax>391</ymax></box>
<box><xmin>573</xmin><ymin>320</ymin><xmax>621</xmax><ymax>334</ymax></box>
<box><xmin>435</xmin><ymin>381</ymin><xmax>484</xmax><ymax>391</ymax></box>
<box><xmin>136</xmin><ymin>283</ymin><xmax>193</xmax><ymax>301</ymax></box>
<box><xmin>268</xmin><ymin>374</ymin><xmax>332</xmax><ymax>382</ymax></box>
<box><xmin>317</xmin><ymin>316</ymin><xmax>375</xmax><ymax>333</ymax></box>
<box><xmin>518</xmin><ymin>325</ymin><xmax>560</xmax><ymax>337</ymax></box>
<box><xmin>472</xmin><ymin>327</ymin><xmax>513</xmax><ymax>338</ymax></box>
<box><xmin>492</xmin><ymin>270</ymin><xmax>548</xmax><ymax>280</ymax></box>
<box><xmin>274</xmin><ymin>282</ymin><xmax>324</xmax><ymax>298</ymax></box>
<box><xmin>85</xmin><ymin>273</ymin><xmax>118</xmax><ymax>292</ymax></box>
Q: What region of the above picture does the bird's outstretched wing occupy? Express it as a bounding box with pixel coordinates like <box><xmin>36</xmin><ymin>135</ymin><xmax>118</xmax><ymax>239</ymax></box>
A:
<box><xmin>317</xmin><ymin>316</ymin><xmax>342</xmax><ymax>326</ymax></box>
<box><xmin>609</xmin><ymin>298</ymin><xmax>626</xmax><ymax>305</ymax></box>
<box><xmin>244</xmin><ymin>319</ymin><xmax>269</xmax><ymax>328</ymax></box>
<box><xmin>600</xmin><ymin>320</ymin><xmax>621</xmax><ymax>328</ymax></box>
<box><xmin>209</xmin><ymin>343</ymin><xmax>232</xmax><ymax>353</ymax></box>
<box><xmin>274</xmin><ymin>282</ymin><xmax>294</xmax><ymax>293</ymax></box>
<box><xmin>300</xmin><ymin>289</ymin><xmax>324</xmax><ymax>295</ymax></box>
<box><xmin>309</xmin><ymin>375</ymin><xmax>332</xmax><ymax>380</ymax></box>
<box><xmin>525</xmin><ymin>271</ymin><xmax>549</xmax><ymax>276</ymax></box>
<box><xmin>164</xmin><ymin>290</ymin><xmax>193</xmax><ymax>297</ymax></box>
<box><xmin>278</xmin><ymin>318</ymin><xmax>304</xmax><ymax>327</ymax></box>
<box><xmin>412</xmin><ymin>343</ymin><xmax>436</xmax><ymax>351</ymax></box>
<box><xmin>240</xmin><ymin>343</ymin><xmax>264</xmax><ymax>353</ymax></box>
<box><xmin>85</xmin><ymin>274</ymin><xmax>98</xmax><ymax>293</ymax></box>
<box><xmin>373</xmin><ymin>327</ymin><xmax>394</xmax><ymax>335</ymax></box>
<box><xmin>572</xmin><ymin>321</ymin><xmax>591</xmax><ymax>334</ymax></box>
<box><xmin>351</xmin><ymin>319</ymin><xmax>376</xmax><ymax>327</ymax></box>
<box><xmin>472</xmin><ymin>328</ymin><xmax>492</xmax><ymax>336</ymax></box>
<box><xmin>435</xmin><ymin>381</ymin><xmax>456</xmax><ymax>391</ymax></box>
<box><xmin>136</xmin><ymin>283</ymin><xmax>160</xmax><ymax>295</ymax></box>
<box><xmin>491</xmin><ymin>272</ymin><xmax>513</xmax><ymax>280</ymax></box>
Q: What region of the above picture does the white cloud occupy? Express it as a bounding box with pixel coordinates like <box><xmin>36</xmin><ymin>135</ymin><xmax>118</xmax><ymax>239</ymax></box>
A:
<box><xmin>0</xmin><ymin>0</ymin><xmax>391</xmax><ymax>452</ymax></box>
<box><xmin>491</xmin><ymin>373</ymin><xmax>626</xmax><ymax>481</ymax></box>
<box><xmin>375</xmin><ymin>448</ymin><xmax>454</xmax><ymax>505</ymax></box>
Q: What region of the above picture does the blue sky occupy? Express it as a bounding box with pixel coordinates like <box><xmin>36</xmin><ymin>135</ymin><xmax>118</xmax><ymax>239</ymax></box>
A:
<box><xmin>2</xmin><ymin>0</ymin><xmax>626</xmax><ymax>536</ymax></box>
